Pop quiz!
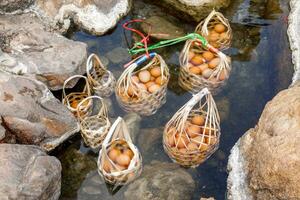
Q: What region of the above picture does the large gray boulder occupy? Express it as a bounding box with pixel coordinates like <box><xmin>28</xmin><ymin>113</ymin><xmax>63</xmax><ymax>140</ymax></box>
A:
<box><xmin>150</xmin><ymin>0</ymin><xmax>230</xmax><ymax>22</ymax></box>
<box><xmin>0</xmin><ymin>144</ymin><xmax>61</xmax><ymax>200</ymax></box>
<box><xmin>0</xmin><ymin>72</ymin><xmax>79</xmax><ymax>151</ymax></box>
<box><xmin>0</xmin><ymin>12</ymin><xmax>87</xmax><ymax>90</ymax></box>
<box><xmin>32</xmin><ymin>0</ymin><xmax>131</xmax><ymax>35</ymax></box>
<box><xmin>227</xmin><ymin>85</ymin><xmax>300</xmax><ymax>200</ymax></box>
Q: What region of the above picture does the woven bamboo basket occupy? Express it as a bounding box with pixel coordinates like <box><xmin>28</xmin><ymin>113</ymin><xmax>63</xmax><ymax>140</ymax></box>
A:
<box><xmin>179</xmin><ymin>39</ymin><xmax>231</xmax><ymax>94</ymax></box>
<box><xmin>62</xmin><ymin>75</ymin><xmax>92</xmax><ymax>119</ymax></box>
<box><xmin>97</xmin><ymin>117</ymin><xmax>142</xmax><ymax>185</ymax></box>
<box><xmin>86</xmin><ymin>54</ymin><xmax>116</xmax><ymax>97</ymax></box>
<box><xmin>115</xmin><ymin>52</ymin><xmax>169</xmax><ymax>116</ymax></box>
<box><xmin>77</xmin><ymin>95</ymin><xmax>111</xmax><ymax>149</ymax></box>
<box><xmin>195</xmin><ymin>10</ymin><xmax>232</xmax><ymax>50</ymax></box>
<box><xmin>163</xmin><ymin>88</ymin><xmax>220</xmax><ymax>167</ymax></box>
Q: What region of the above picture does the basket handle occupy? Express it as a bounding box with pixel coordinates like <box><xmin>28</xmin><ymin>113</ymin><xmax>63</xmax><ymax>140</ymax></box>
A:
<box><xmin>62</xmin><ymin>75</ymin><xmax>91</xmax><ymax>101</ymax></box>
<box><xmin>86</xmin><ymin>54</ymin><xmax>107</xmax><ymax>78</ymax></box>
<box><xmin>76</xmin><ymin>95</ymin><xmax>108</xmax><ymax>121</ymax></box>
<box><xmin>134</xmin><ymin>52</ymin><xmax>156</xmax><ymax>66</ymax></box>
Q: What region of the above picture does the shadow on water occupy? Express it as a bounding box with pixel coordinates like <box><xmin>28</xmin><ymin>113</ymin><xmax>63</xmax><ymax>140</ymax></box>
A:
<box><xmin>54</xmin><ymin>0</ymin><xmax>293</xmax><ymax>199</ymax></box>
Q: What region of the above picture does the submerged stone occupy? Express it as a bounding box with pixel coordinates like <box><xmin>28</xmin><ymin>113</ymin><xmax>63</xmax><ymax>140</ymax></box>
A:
<box><xmin>0</xmin><ymin>144</ymin><xmax>61</xmax><ymax>200</ymax></box>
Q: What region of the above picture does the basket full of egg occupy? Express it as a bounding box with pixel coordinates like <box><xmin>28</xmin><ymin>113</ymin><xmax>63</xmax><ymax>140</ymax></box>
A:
<box><xmin>179</xmin><ymin>39</ymin><xmax>231</xmax><ymax>93</ymax></box>
<box><xmin>195</xmin><ymin>10</ymin><xmax>232</xmax><ymax>50</ymax></box>
<box><xmin>62</xmin><ymin>75</ymin><xmax>92</xmax><ymax>119</ymax></box>
<box><xmin>77</xmin><ymin>96</ymin><xmax>111</xmax><ymax>149</ymax></box>
<box><xmin>86</xmin><ymin>54</ymin><xmax>116</xmax><ymax>97</ymax></box>
<box><xmin>163</xmin><ymin>88</ymin><xmax>220</xmax><ymax>167</ymax></box>
<box><xmin>115</xmin><ymin>52</ymin><xmax>169</xmax><ymax>116</ymax></box>
<box><xmin>97</xmin><ymin>117</ymin><xmax>142</xmax><ymax>185</ymax></box>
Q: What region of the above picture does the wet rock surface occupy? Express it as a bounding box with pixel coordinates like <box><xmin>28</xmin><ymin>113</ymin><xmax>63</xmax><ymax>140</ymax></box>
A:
<box><xmin>0</xmin><ymin>13</ymin><xmax>87</xmax><ymax>90</ymax></box>
<box><xmin>0</xmin><ymin>73</ymin><xmax>79</xmax><ymax>151</ymax></box>
<box><xmin>227</xmin><ymin>85</ymin><xmax>300</xmax><ymax>200</ymax></box>
<box><xmin>0</xmin><ymin>144</ymin><xmax>61</xmax><ymax>200</ymax></box>
<box><xmin>32</xmin><ymin>0</ymin><xmax>131</xmax><ymax>35</ymax></box>
<box><xmin>124</xmin><ymin>161</ymin><xmax>195</xmax><ymax>200</ymax></box>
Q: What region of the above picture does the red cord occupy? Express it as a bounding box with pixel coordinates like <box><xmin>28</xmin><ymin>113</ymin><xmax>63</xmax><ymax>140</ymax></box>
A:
<box><xmin>123</xmin><ymin>19</ymin><xmax>152</xmax><ymax>58</ymax></box>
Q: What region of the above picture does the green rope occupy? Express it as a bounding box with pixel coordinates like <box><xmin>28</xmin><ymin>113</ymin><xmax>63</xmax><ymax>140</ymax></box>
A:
<box><xmin>128</xmin><ymin>33</ymin><xmax>208</xmax><ymax>55</ymax></box>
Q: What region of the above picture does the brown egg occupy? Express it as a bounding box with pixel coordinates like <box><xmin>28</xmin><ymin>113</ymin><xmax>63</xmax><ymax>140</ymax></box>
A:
<box><xmin>208</xmin><ymin>58</ymin><xmax>220</xmax><ymax>69</ymax></box>
<box><xmin>179</xmin><ymin>148</ymin><xmax>187</xmax><ymax>154</ymax></box>
<box><xmin>197</xmin><ymin>63</ymin><xmax>209</xmax><ymax>72</ymax></box>
<box><xmin>203</xmin><ymin>126</ymin><xmax>215</xmax><ymax>135</ymax></box>
<box><xmin>102</xmin><ymin>159</ymin><xmax>112</xmax><ymax>173</ymax></box>
<box><xmin>145</xmin><ymin>81</ymin><xmax>155</xmax><ymax>88</ymax></box>
<box><xmin>131</xmin><ymin>75</ymin><xmax>140</xmax><ymax>83</ymax></box>
<box><xmin>71</xmin><ymin>100</ymin><xmax>79</xmax><ymax>109</ymax></box>
<box><xmin>187</xmin><ymin>142</ymin><xmax>198</xmax><ymax>151</ymax></box>
<box><xmin>186</xmin><ymin>124</ymin><xmax>201</xmax><ymax>138</ymax></box>
<box><xmin>116</xmin><ymin>154</ymin><xmax>131</xmax><ymax>167</ymax></box>
<box><xmin>191</xmin><ymin>135</ymin><xmax>205</xmax><ymax>145</ymax></box>
<box><xmin>214</xmin><ymin>24</ymin><xmax>226</xmax><ymax>33</ymax></box>
<box><xmin>108</xmin><ymin>148</ymin><xmax>121</xmax><ymax>162</ymax></box>
<box><xmin>191</xmin><ymin>115</ymin><xmax>205</xmax><ymax>126</ymax></box>
<box><xmin>209</xmin><ymin>32</ymin><xmax>220</xmax><ymax>42</ymax></box>
<box><xmin>202</xmin><ymin>68</ymin><xmax>213</xmax><ymax>79</ymax></box>
<box><xmin>188</xmin><ymin>51</ymin><xmax>195</xmax><ymax>60</ymax></box>
<box><xmin>202</xmin><ymin>51</ymin><xmax>214</xmax><ymax>61</ymax></box>
<box><xmin>220</xmin><ymin>32</ymin><xmax>229</xmax><ymax>40</ymax></box>
<box><xmin>199</xmin><ymin>143</ymin><xmax>209</xmax><ymax>152</ymax></box>
<box><xmin>116</xmin><ymin>164</ymin><xmax>127</xmax><ymax>171</ymax></box>
<box><xmin>148</xmin><ymin>84</ymin><xmax>161</xmax><ymax>93</ymax></box>
<box><xmin>137</xmin><ymin>83</ymin><xmax>147</xmax><ymax>91</ymax></box>
<box><xmin>189</xmin><ymin>66</ymin><xmax>201</xmax><ymax>75</ymax></box>
<box><xmin>155</xmin><ymin>76</ymin><xmax>166</xmax><ymax>85</ymax></box>
<box><xmin>190</xmin><ymin>55</ymin><xmax>204</xmax><ymax>65</ymax></box>
<box><xmin>205</xmin><ymin>136</ymin><xmax>218</xmax><ymax>145</ymax></box>
<box><xmin>219</xmin><ymin>69</ymin><xmax>227</xmax><ymax>81</ymax></box>
<box><xmin>124</xmin><ymin>148</ymin><xmax>134</xmax><ymax>159</ymax></box>
<box><xmin>138</xmin><ymin>70</ymin><xmax>151</xmax><ymax>83</ymax></box>
<box><xmin>175</xmin><ymin>134</ymin><xmax>189</xmax><ymax>149</ymax></box>
<box><xmin>150</xmin><ymin>67</ymin><xmax>162</xmax><ymax>77</ymax></box>
<box><xmin>167</xmin><ymin>134</ymin><xmax>175</xmax><ymax>147</ymax></box>
<box><xmin>127</xmin><ymin>85</ymin><xmax>136</xmax><ymax>96</ymax></box>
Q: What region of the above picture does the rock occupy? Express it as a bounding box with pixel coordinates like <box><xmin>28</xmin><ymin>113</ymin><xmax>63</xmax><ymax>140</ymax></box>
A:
<box><xmin>58</xmin><ymin>144</ymin><xmax>97</xmax><ymax>198</ymax></box>
<box><xmin>288</xmin><ymin>0</ymin><xmax>300</xmax><ymax>84</ymax></box>
<box><xmin>0</xmin><ymin>72</ymin><xmax>79</xmax><ymax>151</ymax></box>
<box><xmin>0</xmin><ymin>13</ymin><xmax>87</xmax><ymax>90</ymax></box>
<box><xmin>124</xmin><ymin>161</ymin><xmax>195</xmax><ymax>200</ymax></box>
<box><xmin>200</xmin><ymin>198</ymin><xmax>215</xmax><ymax>200</ymax></box>
<box><xmin>227</xmin><ymin>85</ymin><xmax>300</xmax><ymax>200</ymax></box>
<box><xmin>150</xmin><ymin>0</ymin><xmax>230</xmax><ymax>22</ymax></box>
<box><xmin>0</xmin><ymin>0</ymin><xmax>33</xmax><ymax>13</ymax></box>
<box><xmin>32</xmin><ymin>0</ymin><xmax>131</xmax><ymax>35</ymax></box>
<box><xmin>123</xmin><ymin>112</ymin><xmax>142</xmax><ymax>143</ymax></box>
<box><xmin>0</xmin><ymin>144</ymin><xmax>61</xmax><ymax>200</ymax></box>
<box><xmin>105</xmin><ymin>47</ymin><xmax>131</xmax><ymax>64</ymax></box>
<box><xmin>216</xmin><ymin>97</ymin><xmax>230</xmax><ymax>121</ymax></box>
<box><xmin>138</xmin><ymin>127</ymin><xmax>163</xmax><ymax>155</ymax></box>
<box><xmin>141</xmin><ymin>16</ymin><xmax>186</xmax><ymax>40</ymax></box>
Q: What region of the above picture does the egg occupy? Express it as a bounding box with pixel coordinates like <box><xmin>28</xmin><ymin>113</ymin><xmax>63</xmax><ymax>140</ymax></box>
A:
<box><xmin>150</xmin><ymin>67</ymin><xmax>161</xmax><ymax>77</ymax></box>
<box><xmin>175</xmin><ymin>134</ymin><xmax>189</xmax><ymax>149</ymax></box>
<box><xmin>202</xmin><ymin>68</ymin><xmax>213</xmax><ymax>79</ymax></box>
<box><xmin>116</xmin><ymin>154</ymin><xmax>131</xmax><ymax>167</ymax></box>
<box><xmin>191</xmin><ymin>115</ymin><xmax>205</xmax><ymax>126</ymax></box>
<box><xmin>108</xmin><ymin>148</ymin><xmax>121</xmax><ymax>162</ymax></box>
<box><xmin>205</xmin><ymin>136</ymin><xmax>217</xmax><ymax>145</ymax></box>
<box><xmin>189</xmin><ymin>66</ymin><xmax>201</xmax><ymax>75</ymax></box>
<box><xmin>167</xmin><ymin>134</ymin><xmax>175</xmax><ymax>147</ymax></box>
<box><xmin>220</xmin><ymin>32</ymin><xmax>229</xmax><ymax>40</ymax></box>
<box><xmin>137</xmin><ymin>83</ymin><xmax>147</xmax><ymax>91</ymax></box>
<box><xmin>102</xmin><ymin>159</ymin><xmax>112</xmax><ymax>173</ymax></box>
<box><xmin>203</xmin><ymin>126</ymin><xmax>215</xmax><ymax>135</ymax></box>
<box><xmin>150</xmin><ymin>76</ymin><xmax>156</xmax><ymax>81</ymax></box>
<box><xmin>138</xmin><ymin>70</ymin><xmax>151</xmax><ymax>83</ymax></box>
<box><xmin>191</xmin><ymin>135</ymin><xmax>205</xmax><ymax>145</ymax></box>
<box><xmin>188</xmin><ymin>51</ymin><xmax>195</xmax><ymax>60</ymax></box>
<box><xmin>219</xmin><ymin>69</ymin><xmax>227</xmax><ymax>81</ymax></box>
<box><xmin>208</xmin><ymin>58</ymin><xmax>220</xmax><ymax>69</ymax></box>
<box><xmin>124</xmin><ymin>148</ymin><xmax>134</xmax><ymax>159</ymax></box>
<box><xmin>190</xmin><ymin>55</ymin><xmax>204</xmax><ymax>65</ymax></box>
<box><xmin>197</xmin><ymin>63</ymin><xmax>209</xmax><ymax>72</ymax></box>
<box><xmin>186</xmin><ymin>124</ymin><xmax>201</xmax><ymax>138</ymax></box>
<box><xmin>131</xmin><ymin>75</ymin><xmax>140</xmax><ymax>83</ymax></box>
<box><xmin>179</xmin><ymin>148</ymin><xmax>187</xmax><ymax>154</ymax></box>
<box><xmin>116</xmin><ymin>164</ymin><xmax>127</xmax><ymax>171</ymax></box>
<box><xmin>70</xmin><ymin>100</ymin><xmax>79</xmax><ymax>109</ymax></box>
<box><xmin>148</xmin><ymin>84</ymin><xmax>161</xmax><ymax>93</ymax></box>
<box><xmin>145</xmin><ymin>81</ymin><xmax>155</xmax><ymax>88</ymax></box>
<box><xmin>214</xmin><ymin>24</ymin><xmax>226</xmax><ymax>33</ymax></box>
<box><xmin>127</xmin><ymin>85</ymin><xmax>136</xmax><ymax>96</ymax></box>
<box><xmin>155</xmin><ymin>76</ymin><xmax>166</xmax><ymax>85</ymax></box>
<box><xmin>202</xmin><ymin>51</ymin><xmax>214</xmax><ymax>61</ymax></box>
<box><xmin>199</xmin><ymin>143</ymin><xmax>209</xmax><ymax>152</ymax></box>
<box><xmin>187</xmin><ymin>142</ymin><xmax>198</xmax><ymax>151</ymax></box>
<box><xmin>208</xmin><ymin>31</ymin><xmax>220</xmax><ymax>42</ymax></box>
